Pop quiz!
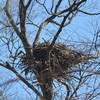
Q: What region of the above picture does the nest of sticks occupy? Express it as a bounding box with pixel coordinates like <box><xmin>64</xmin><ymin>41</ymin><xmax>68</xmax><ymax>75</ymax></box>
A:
<box><xmin>20</xmin><ymin>42</ymin><xmax>96</xmax><ymax>79</ymax></box>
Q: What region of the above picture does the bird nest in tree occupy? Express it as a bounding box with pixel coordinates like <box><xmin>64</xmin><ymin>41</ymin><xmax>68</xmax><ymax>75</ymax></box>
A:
<box><xmin>20</xmin><ymin>42</ymin><xmax>95</xmax><ymax>79</ymax></box>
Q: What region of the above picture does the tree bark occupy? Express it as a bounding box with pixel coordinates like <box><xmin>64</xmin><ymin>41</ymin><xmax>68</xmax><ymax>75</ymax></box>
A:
<box><xmin>36</xmin><ymin>62</ymin><xmax>53</xmax><ymax>100</ymax></box>
<box><xmin>40</xmin><ymin>78</ymin><xmax>53</xmax><ymax>100</ymax></box>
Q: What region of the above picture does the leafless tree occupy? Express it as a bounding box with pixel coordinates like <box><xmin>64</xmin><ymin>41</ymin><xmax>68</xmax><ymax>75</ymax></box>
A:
<box><xmin>0</xmin><ymin>0</ymin><xmax>100</xmax><ymax>100</ymax></box>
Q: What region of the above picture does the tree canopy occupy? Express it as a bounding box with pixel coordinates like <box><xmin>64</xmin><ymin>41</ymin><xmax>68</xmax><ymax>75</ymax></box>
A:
<box><xmin>0</xmin><ymin>0</ymin><xmax>100</xmax><ymax>100</ymax></box>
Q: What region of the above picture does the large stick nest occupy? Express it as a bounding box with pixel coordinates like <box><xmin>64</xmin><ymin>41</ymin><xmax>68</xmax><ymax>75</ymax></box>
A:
<box><xmin>20</xmin><ymin>42</ymin><xmax>96</xmax><ymax>79</ymax></box>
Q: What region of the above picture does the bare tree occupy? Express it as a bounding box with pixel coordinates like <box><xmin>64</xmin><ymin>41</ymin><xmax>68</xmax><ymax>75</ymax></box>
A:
<box><xmin>0</xmin><ymin>0</ymin><xmax>100</xmax><ymax>100</ymax></box>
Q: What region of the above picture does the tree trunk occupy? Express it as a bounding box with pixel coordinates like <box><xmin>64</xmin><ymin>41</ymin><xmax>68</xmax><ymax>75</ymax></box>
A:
<box><xmin>36</xmin><ymin>62</ymin><xmax>53</xmax><ymax>100</ymax></box>
<box><xmin>40</xmin><ymin>78</ymin><xmax>53</xmax><ymax>100</ymax></box>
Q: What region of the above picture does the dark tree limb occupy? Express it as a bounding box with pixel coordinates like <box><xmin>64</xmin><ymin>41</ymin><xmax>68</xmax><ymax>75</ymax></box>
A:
<box><xmin>54</xmin><ymin>0</ymin><xmax>62</xmax><ymax>13</ymax></box>
<box><xmin>32</xmin><ymin>15</ymin><xmax>56</xmax><ymax>47</ymax></box>
<box><xmin>0</xmin><ymin>62</ymin><xmax>44</xmax><ymax>100</ymax></box>
<box><xmin>25</xmin><ymin>0</ymin><xmax>32</xmax><ymax>9</ymax></box>
<box><xmin>48</xmin><ymin>14</ymin><xmax>69</xmax><ymax>51</ymax></box>
<box><xmin>78</xmin><ymin>10</ymin><xmax>100</xmax><ymax>15</ymax></box>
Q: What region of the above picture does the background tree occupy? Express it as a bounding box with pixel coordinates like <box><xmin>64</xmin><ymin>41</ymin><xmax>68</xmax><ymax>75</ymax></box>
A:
<box><xmin>0</xmin><ymin>0</ymin><xmax>100</xmax><ymax>100</ymax></box>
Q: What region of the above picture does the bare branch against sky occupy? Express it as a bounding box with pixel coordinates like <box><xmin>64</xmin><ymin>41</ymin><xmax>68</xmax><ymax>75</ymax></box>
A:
<box><xmin>0</xmin><ymin>0</ymin><xmax>100</xmax><ymax>100</ymax></box>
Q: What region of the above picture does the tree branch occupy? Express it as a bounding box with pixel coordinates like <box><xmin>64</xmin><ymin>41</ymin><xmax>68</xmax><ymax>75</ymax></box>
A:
<box><xmin>4</xmin><ymin>0</ymin><xmax>31</xmax><ymax>54</ymax></box>
<box><xmin>0</xmin><ymin>62</ymin><xmax>44</xmax><ymax>100</ymax></box>
<box><xmin>54</xmin><ymin>0</ymin><xmax>62</xmax><ymax>13</ymax></box>
<box><xmin>78</xmin><ymin>10</ymin><xmax>100</xmax><ymax>15</ymax></box>
<box><xmin>26</xmin><ymin>0</ymin><xmax>32</xmax><ymax>9</ymax></box>
<box><xmin>32</xmin><ymin>15</ymin><xmax>56</xmax><ymax>47</ymax></box>
<box><xmin>48</xmin><ymin>13</ymin><xmax>70</xmax><ymax>50</ymax></box>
